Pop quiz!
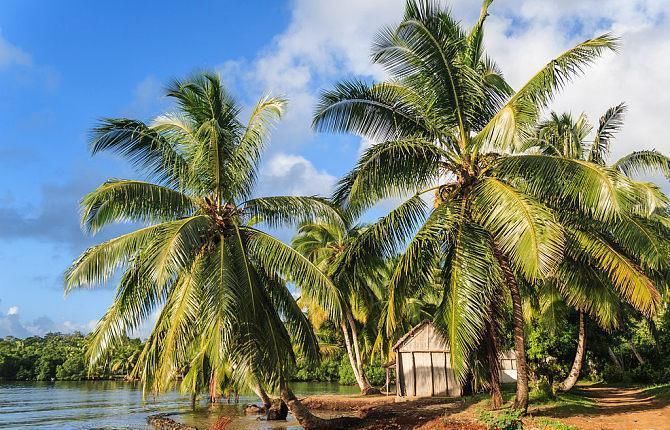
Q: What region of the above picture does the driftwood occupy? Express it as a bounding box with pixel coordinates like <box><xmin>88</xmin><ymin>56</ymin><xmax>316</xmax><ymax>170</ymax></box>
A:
<box><xmin>243</xmin><ymin>403</ymin><xmax>265</xmax><ymax>414</ymax></box>
<box><xmin>147</xmin><ymin>413</ymin><xmax>199</xmax><ymax>430</ymax></box>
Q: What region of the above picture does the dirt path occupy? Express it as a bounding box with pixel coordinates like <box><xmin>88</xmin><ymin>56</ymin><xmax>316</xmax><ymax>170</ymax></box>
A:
<box><xmin>536</xmin><ymin>385</ymin><xmax>670</xmax><ymax>430</ymax></box>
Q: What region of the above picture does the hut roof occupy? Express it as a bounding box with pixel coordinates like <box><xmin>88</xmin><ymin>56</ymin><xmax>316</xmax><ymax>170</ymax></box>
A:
<box><xmin>392</xmin><ymin>320</ymin><xmax>432</xmax><ymax>351</ymax></box>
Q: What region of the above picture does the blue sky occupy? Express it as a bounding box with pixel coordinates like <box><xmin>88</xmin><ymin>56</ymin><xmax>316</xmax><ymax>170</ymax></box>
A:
<box><xmin>1</xmin><ymin>0</ymin><xmax>669</xmax><ymax>337</ymax></box>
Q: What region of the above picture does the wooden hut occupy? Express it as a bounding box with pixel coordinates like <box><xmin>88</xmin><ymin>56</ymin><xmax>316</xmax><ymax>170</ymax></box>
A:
<box><xmin>499</xmin><ymin>349</ymin><xmax>517</xmax><ymax>383</ymax></box>
<box><xmin>392</xmin><ymin>321</ymin><xmax>517</xmax><ymax>398</ymax></box>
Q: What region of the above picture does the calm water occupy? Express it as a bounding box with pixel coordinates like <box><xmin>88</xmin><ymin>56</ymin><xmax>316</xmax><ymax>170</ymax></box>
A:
<box><xmin>0</xmin><ymin>381</ymin><xmax>359</xmax><ymax>430</ymax></box>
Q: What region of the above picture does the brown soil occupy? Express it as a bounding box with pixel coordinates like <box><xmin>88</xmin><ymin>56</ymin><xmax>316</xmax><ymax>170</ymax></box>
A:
<box><xmin>301</xmin><ymin>394</ymin><xmax>395</xmax><ymax>411</ymax></box>
<box><xmin>531</xmin><ymin>385</ymin><xmax>670</xmax><ymax>430</ymax></box>
<box><xmin>302</xmin><ymin>395</ymin><xmax>484</xmax><ymax>429</ymax></box>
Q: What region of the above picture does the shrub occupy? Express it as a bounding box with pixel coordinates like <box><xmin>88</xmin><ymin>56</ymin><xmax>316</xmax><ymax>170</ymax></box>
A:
<box><xmin>534</xmin><ymin>418</ymin><xmax>578</xmax><ymax>430</ymax></box>
<box><xmin>338</xmin><ymin>354</ymin><xmax>357</xmax><ymax>385</ymax></box>
<box><xmin>601</xmin><ymin>364</ymin><xmax>628</xmax><ymax>384</ymax></box>
<box><xmin>478</xmin><ymin>409</ymin><xmax>523</xmax><ymax>430</ymax></box>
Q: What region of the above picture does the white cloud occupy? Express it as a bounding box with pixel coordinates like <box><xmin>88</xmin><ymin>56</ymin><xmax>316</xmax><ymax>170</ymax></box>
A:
<box><xmin>123</xmin><ymin>75</ymin><xmax>169</xmax><ymax>118</ymax></box>
<box><xmin>0</xmin><ymin>30</ymin><xmax>31</xmax><ymax>69</ymax></box>
<box><xmin>232</xmin><ymin>0</ymin><xmax>670</xmax><ymax>165</ymax></box>
<box><xmin>480</xmin><ymin>0</ymin><xmax>670</xmax><ymax>163</ymax></box>
<box><xmin>0</xmin><ymin>305</ymin><xmax>98</xmax><ymax>338</ymax></box>
<box><xmin>257</xmin><ymin>153</ymin><xmax>336</xmax><ymax>197</ymax></box>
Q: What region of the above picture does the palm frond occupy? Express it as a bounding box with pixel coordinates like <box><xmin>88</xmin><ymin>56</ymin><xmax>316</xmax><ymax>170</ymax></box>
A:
<box><xmin>332</xmin><ymin>138</ymin><xmax>444</xmax><ymax>213</ymax></box>
<box><xmin>229</xmin><ymin>96</ymin><xmax>286</xmax><ymax>200</ymax></box>
<box><xmin>613</xmin><ymin>149</ymin><xmax>670</xmax><ymax>179</ymax></box>
<box><xmin>435</xmin><ymin>221</ymin><xmax>502</xmax><ymax>380</ymax></box>
<box><xmin>242</xmin><ymin>226</ymin><xmax>344</xmax><ymax>320</ymax></box>
<box><xmin>81</xmin><ymin>179</ymin><xmax>196</xmax><ymax>233</ymax></box>
<box><xmin>90</xmin><ymin>119</ymin><xmax>191</xmax><ymax>188</ymax></box>
<box><xmin>65</xmin><ymin>223</ymin><xmax>165</xmax><ymax>291</ymax></box>
<box><xmin>242</xmin><ymin>196</ymin><xmax>344</xmax><ymax>230</ymax></box>
<box><xmin>569</xmin><ymin>228</ymin><xmax>659</xmax><ymax>315</ymax></box>
<box><xmin>475</xmin><ymin>34</ymin><xmax>618</xmax><ymax>151</ymax></box>
<box><xmin>472</xmin><ymin>177</ymin><xmax>564</xmax><ymax>280</ymax></box>
<box><xmin>588</xmin><ymin>103</ymin><xmax>626</xmax><ymax>164</ymax></box>
<box><xmin>495</xmin><ymin>155</ymin><xmax>635</xmax><ymax>221</ymax></box>
<box><xmin>313</xmin><ymin>80</ymin><xmax>430</xmax><ymax>141</ymax></box>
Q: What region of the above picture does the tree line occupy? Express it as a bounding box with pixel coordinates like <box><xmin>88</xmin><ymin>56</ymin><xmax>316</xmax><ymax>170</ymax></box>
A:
<box><xmin>0</xmin><ymin>333</ymin><xmax>142</xmax><ymax>381</ymax></box>
<box><xmin>0</xmin><ymin>330</ymin><xmax>387</xmax><ymax>386</ymax></box>
<box><xmin>59</xmin><ymin>1</ymin><xmax>670</xmax><ymax>428</ymax></box>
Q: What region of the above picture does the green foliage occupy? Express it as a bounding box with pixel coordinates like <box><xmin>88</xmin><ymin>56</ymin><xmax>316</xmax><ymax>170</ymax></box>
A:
<box><xmin>526</xmin><ymin>316</ymin><xmax>577</xmax><ymax>385</ymax></box>
<box><xmin>65</xmin><ymin>72</ymin><xmax>343</xmax><ymax>396</ymax></box>
<box><xmin>338</xmin><ymin>354</ymin><xmax>357</xmax><ymax>385</ymax></box>
<box><xmin>294</xmin><ymin>356</ymin><xmax>341</xmax><ymax>383</ymax></box>
<box><xmin>478</xmin><ymin>409</ymin><xmax>524</xmax><ymax>430</ymax></box>
<box><xmin>534</xmin><ymin>418</ymin><xmax>578</xmax><ymax>430</ymax></box>
<box><xmin>0</xmin><ymin>333</ymin><xmax>142</xmax><ymax>381</ymax></box>
<box><xmin>56</xmin><ymin>354</ymin><xmax>86</xmax><ymax>380</ymax></box>
<box><xmin>365</xmin><ymin>359</ymin><xmax>387</xmax><ymax>386</ymax></box>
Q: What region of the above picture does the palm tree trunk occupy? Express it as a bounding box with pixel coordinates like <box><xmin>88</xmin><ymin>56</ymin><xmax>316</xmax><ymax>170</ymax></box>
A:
<box><xmin>484</xmin><ymin>318</ymin><xmax>503</xmax><ymax>409</ymax></box>
<box><xmin>340</xmin><ymin>322</ymin><xmax>366</xmax><ymax>391</ymax></box>
<box><xmin>279</xmin><ymin>381</ymin><xmax>360</xmax><ymax>430</ymax></box>
<box><xmin>495</xmin><ymin>248</ymin><xmax>529</xmax><ymax>413</ymax></box>
<box><xmin>250</xmin><ymin>382</ymin><xmax>272</xmax><ymax>410</ymax></box>
<box><xmin>558</xmin><ymin>311</ymin><xmax>586</xmax><ymax>392</ymax></box>
<box><xmin>346</xmin><ymin>309</ymin><xmax>379</xmax><ymax>395</ymax></box>
<box><xmin>628</xmin><ymin>339</ymin><xmax>645</xmax><ymax>365</ymax></box>
<box><xmin>607</xmin><ymin>346</ymin><xmax>623</xmax><ymax>371</ymax></box>
<box><xmin>280</xmin><ymin>383</ymin><xmax>328</xmax><ymax>429</ymax></box>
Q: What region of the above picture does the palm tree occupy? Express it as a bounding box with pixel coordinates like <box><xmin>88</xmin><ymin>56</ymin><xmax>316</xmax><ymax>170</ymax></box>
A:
<box><xmin>64</xmin><ymin>72</ymin><xmax>347</xmax><ymax>428</ymax></box>
<box><xmin>528</xmin><ymin>104</ymin><xmax>670</xmax><ymax>391</ymax></box>
<box><xmin>312</xmin><ymin>0</ymin><xmax>659</xmax><ymax>411</ymax></box>
<box><xmin>292</xmin><ymin>220</ymin><xmax>382</xmax><ymax>394</ymax></box>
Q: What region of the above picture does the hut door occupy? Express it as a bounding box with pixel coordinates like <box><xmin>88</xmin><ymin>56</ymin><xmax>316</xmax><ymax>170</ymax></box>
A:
<box><xmin>400</xmin><ymin>352</ymin><xmax>415</xmax><ymax>396</ymax></box>
<box><xmin>414</xmin><ymin>352</ymin><xmax>432</xmax><ymax>396</ymax></box>
<box><xmin>432</xmin><ymin>352</ymin><xmax>447</xmax><ymax>396</ymax></box>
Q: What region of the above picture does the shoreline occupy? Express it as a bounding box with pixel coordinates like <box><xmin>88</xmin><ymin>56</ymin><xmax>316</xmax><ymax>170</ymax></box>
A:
<box><xmin>149</xmin><ymin>394</ymin><xmax>486</xmax><ymax>430</ymax></box>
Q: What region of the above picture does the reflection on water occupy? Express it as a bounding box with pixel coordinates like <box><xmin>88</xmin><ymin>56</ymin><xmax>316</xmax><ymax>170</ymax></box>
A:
<box><xmin>0</xmin><ymin>381</ymin><xmax>359</xmax><ymax>430</ymax></box>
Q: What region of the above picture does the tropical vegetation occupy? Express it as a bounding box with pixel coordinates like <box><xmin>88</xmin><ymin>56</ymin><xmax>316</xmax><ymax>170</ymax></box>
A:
<box><xmin>312</xmin><ymin>0</ymin><xmax>663</xmax><ymax>413</ymax></box>
<box><xmin>0</xmin><ymin>333</ymin><xmax>142</xmax><ymax>381</ymax></box>
<box><xmin>52</xmin><ymin>0</ymin><xmax>670</xmax><ymax>428</ymax></box>
<box><xmin>63</xmin><ymin>72</ymin><xmax>349</xmax><ymax>428</ymax></box>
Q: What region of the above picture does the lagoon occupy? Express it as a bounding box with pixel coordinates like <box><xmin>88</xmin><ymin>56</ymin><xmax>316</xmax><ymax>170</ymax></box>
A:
<box><xmin>0</xmin><ymin>381</ymin><xmax>359</xmax><ymax>430</ymax></box>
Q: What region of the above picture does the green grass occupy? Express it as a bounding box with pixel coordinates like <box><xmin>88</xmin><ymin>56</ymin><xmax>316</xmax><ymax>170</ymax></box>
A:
<box><xmin>532</xmin><ymin>418</ymin><xmax>579</xmax><ymax>430</ymax></box>
<box><xmin>641</xmin><ymin>383</ymin><xmax>670</xmax><ymax>401</ymax></box>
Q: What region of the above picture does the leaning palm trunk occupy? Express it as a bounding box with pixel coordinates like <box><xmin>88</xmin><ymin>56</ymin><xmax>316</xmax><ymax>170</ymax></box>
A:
<box><xmin>280</xmin><ymin>381</ymin><xmax>360</xmax><ymax>430</ymax></box>
<box><xmin>341</xmin><ymin>321</ymin><xmax>376</xmax><ymax>394</ymax></box>
<box><xmin>250</xmin><ymin>382</ymin><xmax>272</xmax><ymax>410</ymax></box>
<box><xmin>346</xmin><ymin>310</ymin><xmax>380</xmax><ymax>395</ymax></box>
<box><xmin>558</xmin><ymin>311</ymin><xmax>586</xmax><ymax>392</ymax></box>
<box><xmin>607</xmin><ymin>346</ymin><xmax>623</xmax><ymax>371</ymax></box>
<box><xmin>495</xmin><ymin>249</ymin><xmax>529</xmax><ymax>412</ymax></box>
<box><xmin>280</xmin><ymin>384</ymin><xmax>327</xmax><ymax>430</ymax></box>
<box><xmin>628</xmin><ymin>339</ymin><xmax>645</xmax><ymax>365</ymax></box>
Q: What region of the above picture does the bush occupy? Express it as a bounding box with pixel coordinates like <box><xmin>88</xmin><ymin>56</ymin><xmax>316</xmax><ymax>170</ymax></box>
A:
<box><xmin>365</xmin><ymin>360</ymin><xmax>386</xmax><ymax>386</ymax></box>
<box><xmin>478</xmin><ymin>409</ymin><xmax>523</xmax><ymax>430</ymax></box>
<box><xmin>338</xmin><ymin>354</ymin><xmax>357</xmax><ymax>385</ymax></box>
<box><xmin>531</xmin><ymin>378</ymin><xmax>556</xmax><ymax>402</ymax></box>
<box><xmin>294</xmin><ymin>356</ymin><xmax>340</xmax><ymax>382</ymax></box>
<box><xmin>601</xmin><ymin>364</ymin><xmax>628</xmax><ymax>384</ymax></box>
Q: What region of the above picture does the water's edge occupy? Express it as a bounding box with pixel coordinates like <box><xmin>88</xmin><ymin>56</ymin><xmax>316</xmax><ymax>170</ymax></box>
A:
<box><xmin>0</xmin><ymin>381</ymin><xmax>359</xmax><ymax>430</ymax></box>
